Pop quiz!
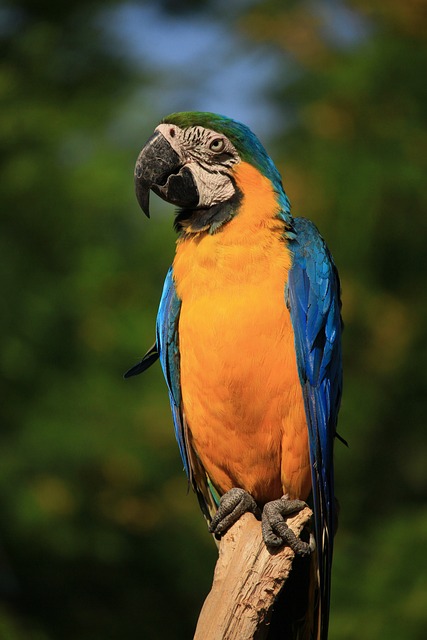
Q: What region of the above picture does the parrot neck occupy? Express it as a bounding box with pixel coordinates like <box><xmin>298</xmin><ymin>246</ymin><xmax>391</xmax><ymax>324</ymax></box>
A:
<box><xmin>173</xmin><ymin>161</ymin><xmax>294</xmax><ymax>295</ymax></box>
<box><xmin>173</xmin><ymin>161</ymin><xmax>293</xmax><ymax>238</ymax></box>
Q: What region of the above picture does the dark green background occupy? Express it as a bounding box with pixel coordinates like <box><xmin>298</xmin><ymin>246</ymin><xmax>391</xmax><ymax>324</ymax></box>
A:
<box><xmin>1</xmin><ymin>1</ymin><xmax>426</xmax><ymax>638</ymax></box>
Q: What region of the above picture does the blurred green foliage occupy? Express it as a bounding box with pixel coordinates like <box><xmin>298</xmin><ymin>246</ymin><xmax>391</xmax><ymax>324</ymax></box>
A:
<box><xmin>0</xmin><ymin>1</ymin><xmax>426</xmax><ymax>638</ymax></box>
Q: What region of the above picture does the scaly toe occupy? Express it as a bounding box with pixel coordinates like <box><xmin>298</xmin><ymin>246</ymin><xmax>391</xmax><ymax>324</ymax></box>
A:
<box><xmin>262</xmin><ymin>496</ymin><xmax>311</xmax><ymax>555</ymax></box>
<box><xmin>209</xmin><ymin>488</ymin><xmax>260</xmax><ymax>537</ymax></box>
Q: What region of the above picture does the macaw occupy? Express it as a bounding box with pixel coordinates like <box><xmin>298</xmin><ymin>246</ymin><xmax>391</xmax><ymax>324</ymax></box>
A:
<box><xmin>126</xmin><ymin>112</ymin><xmax>343</xmax><ymax>639</ymax></box>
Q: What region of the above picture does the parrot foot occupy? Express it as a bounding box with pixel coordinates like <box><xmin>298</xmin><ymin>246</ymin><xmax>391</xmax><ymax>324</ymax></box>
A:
<box><xmin>208</xmin><ymin>488</ymin><xmax>261</xmax><ymax>538</ymax></box>
<box><xmin>262</xmin><ymin>495</ymin><xmax>311</xmax><ymax>556</ymax></box>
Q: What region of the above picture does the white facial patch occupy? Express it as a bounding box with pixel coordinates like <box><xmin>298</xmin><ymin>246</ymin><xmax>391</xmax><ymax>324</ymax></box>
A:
<box><xmin>155</xmin><ymin>123</ymin><xmax>240</xmax><ymax>208</ymax></box>
<box><xmin>188</xmin><ymin>161</ymin><xmax>236</xmax><ymax>207</ymax></box>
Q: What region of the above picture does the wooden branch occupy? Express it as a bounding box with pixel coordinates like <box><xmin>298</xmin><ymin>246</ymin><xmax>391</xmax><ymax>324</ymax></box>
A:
<box><xmin>194</xmin><ymin>507</ymin><xmax>312</xmax><ymax>640</ymax></box>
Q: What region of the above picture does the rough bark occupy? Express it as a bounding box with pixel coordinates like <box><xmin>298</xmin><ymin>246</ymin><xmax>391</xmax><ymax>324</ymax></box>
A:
<box><xmin>194</xmin><ymin>506</ymin><xmax>313</xmax><ymax>640</ymax></box>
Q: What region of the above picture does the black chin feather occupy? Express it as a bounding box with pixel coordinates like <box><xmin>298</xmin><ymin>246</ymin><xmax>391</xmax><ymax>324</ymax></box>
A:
<box><xmin>174</xmin><ymin>186</ymin><xmax>243</xmax><ymax>235</ymax></box>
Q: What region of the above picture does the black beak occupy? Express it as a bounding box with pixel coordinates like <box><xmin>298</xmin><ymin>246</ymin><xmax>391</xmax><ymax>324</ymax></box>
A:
<box><xmin>134</xmin><ymin>131</ymin><xmax>199</xmax><ymax>217</ymax></box>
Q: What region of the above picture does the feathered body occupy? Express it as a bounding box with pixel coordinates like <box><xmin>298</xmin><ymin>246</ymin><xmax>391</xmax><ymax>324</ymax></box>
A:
<box><xmin>127</xmin><ymin>112</ymin><xmax>343</xmax><ymax>640</ymax></box>
<box><xmin>173</xmin><ymin>162</ymin><xmax>311</xmax><ymax>505</ymax></box>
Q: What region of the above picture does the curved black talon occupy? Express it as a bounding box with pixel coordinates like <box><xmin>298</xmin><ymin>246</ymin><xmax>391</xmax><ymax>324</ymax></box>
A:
<box><xmin>209</xmin><ymin>488</ymin><xmax>261</xmax><ymax>537</ymax></box>
<box><xmin>262</xmin><ymin>495</ymin><xmax>311</xmax><ymax>555</ymax></box>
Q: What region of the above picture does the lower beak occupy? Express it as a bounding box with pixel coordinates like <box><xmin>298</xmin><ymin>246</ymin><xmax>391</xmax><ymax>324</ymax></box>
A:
<box><xmin>134</xmin><ymin>131</ymin><xmax>199</xmax><ymax>217</ymax></box>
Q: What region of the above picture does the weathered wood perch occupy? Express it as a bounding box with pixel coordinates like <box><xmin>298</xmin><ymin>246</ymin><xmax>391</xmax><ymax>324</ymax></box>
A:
<box><xmin>194</xmin><ymin>506</ymin><xmax>312</xmax><ymax>640</ymax></box>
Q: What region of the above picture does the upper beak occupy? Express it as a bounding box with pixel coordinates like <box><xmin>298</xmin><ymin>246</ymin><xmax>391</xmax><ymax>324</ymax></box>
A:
<box><xmin>134</xmin><ymin>130</ymin><xmax>199</xmax><ymax>217</ymax></box>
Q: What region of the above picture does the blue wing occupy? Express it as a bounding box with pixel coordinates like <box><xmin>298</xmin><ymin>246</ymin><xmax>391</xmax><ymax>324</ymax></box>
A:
<box><xmin>155</xmin><ymin>267</ymin><xmax>190</xmax><ymax>477</ymax></box>
<box><xmin>286</xmin><ymin>216</ymin><xmax>343</xmax><ymax>640</ymax></box>
<box><xmin>124</xmin><ymin>267</ymin><xmax>189</xmax><ymax>476</ymax></box>
<box><xmin>125</xmin><ymin>267</ymin><xmax>218</xmax><ymax>519</ymax></box>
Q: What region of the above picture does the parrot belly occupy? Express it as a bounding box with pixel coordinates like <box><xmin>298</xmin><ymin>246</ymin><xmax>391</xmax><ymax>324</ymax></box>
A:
<box><xmin>172</xmin><ymin>162</ymin><xmax>311</xmax><ymax>506</ymax></box>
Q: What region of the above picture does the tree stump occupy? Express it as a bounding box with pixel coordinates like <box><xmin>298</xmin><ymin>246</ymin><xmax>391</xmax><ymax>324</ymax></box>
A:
<box><xmin>194</xmin><ymin>506</ymin><xmax>313</xmax><ymax>640</ymax></box>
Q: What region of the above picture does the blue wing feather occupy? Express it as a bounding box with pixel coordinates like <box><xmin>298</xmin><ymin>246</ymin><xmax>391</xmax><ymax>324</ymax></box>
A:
<box><xmin>126</xmin><ymin>267</ymin><xmax>219</xmax><ymax>520</ymax></box>
<box><xmin>286</xmin><ymin>216</ymin><xmax>343</xmax><ymax>640</ymax></box>
<box><xmin>124</xmin><ymin>267</ymin><xmax>188</xmax><ymax>475</ymax></box>
<box><xmin>155</xmin><ymin>267</ymin><xmax>190</xmax><ymax>477</ymax></box>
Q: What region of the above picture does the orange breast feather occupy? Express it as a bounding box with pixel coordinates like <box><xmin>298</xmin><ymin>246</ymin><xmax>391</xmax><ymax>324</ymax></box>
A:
<box><xmin>172</xmin><ymin>162</ymin><xmax>311</xmax><ymax>505</ymax></box>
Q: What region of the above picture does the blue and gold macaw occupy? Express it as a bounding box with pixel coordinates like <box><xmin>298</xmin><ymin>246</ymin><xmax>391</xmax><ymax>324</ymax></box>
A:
<box><xmin>126</xmin><ymin>112</ymin><xmax>343</xmax><ymax>639</ymax></box>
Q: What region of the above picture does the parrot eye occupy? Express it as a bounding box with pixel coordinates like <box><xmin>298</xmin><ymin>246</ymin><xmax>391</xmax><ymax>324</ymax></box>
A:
<box><xmin>209</xmin><ymin>138</ymin><xmax>225</xmax><ymax>153</ymax></box>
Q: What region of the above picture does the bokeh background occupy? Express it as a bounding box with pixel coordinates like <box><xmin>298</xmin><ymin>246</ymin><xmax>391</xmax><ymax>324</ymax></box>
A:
<box><xmin>1</xmin><ymin>1</ymin><xmax>426</xmax><ymax>638</ymax></box>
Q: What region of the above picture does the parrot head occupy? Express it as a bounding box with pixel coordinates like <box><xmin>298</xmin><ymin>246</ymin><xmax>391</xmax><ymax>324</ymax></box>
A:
<box><xmin>134</xmin><ymin>112</ymin><xmax>289</xmax><ymax>233</ymax></box>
